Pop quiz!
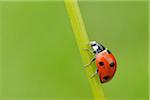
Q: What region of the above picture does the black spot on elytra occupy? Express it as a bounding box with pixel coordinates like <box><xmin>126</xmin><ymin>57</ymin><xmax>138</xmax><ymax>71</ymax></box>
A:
<box><xmin>107</xmin><ymin>50</ymin><xmax>111</xmax><ymax>54</ymax></box>
<box><xmin>99</xmin><ymin>62</ymin><xmax>104</xmax><ymax>66</ymax></box>
<box><xmin>103</xmin><ymin>76</ymin><xmax>110</xmax><ymax>80</ymax></box>
<box><xmin>110</xmin><ymin>62</ymin><xmax>114</xmax><ymax>67</ymax></box>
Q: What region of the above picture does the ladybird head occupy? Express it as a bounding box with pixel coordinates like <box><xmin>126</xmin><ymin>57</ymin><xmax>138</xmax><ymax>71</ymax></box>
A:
<box><xmin>90</xmin><ymin>41</ymin><xmax>97</xmax><ymax>46</ymax></box>
<box><xmin>90</xmin><ymin>41</ymin><xmax>105</xmax><ymax>54</ymax></box>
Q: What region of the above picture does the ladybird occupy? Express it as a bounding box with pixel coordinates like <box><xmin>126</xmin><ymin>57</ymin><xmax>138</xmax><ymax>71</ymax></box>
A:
<box><xmin>84</xmin><ymin>41</ymin><xmax>117</xmax><ymax>83</ymax></box>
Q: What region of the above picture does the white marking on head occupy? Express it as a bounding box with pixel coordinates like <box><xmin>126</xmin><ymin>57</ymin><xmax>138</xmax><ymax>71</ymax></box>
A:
<box><xmin>93</xmin><ymin>45</ymin><xmax>98</xmax><ymax>51</ymax></box>
<box><xmin>90</xmin><ymin>41</ymin><xmax>97</xmax><ymax>46</ymax></box>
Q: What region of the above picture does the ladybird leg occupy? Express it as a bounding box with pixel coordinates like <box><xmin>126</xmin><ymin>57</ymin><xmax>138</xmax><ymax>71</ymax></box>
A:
<box><xmin>84</xmin><ymin>57</ymin><xmax>96</xmax><ymax>68</ymax></box>
<box><xmin>83</xmin><ymin>48</ymin><xmax>94</xmax><ymax>55</ymax></box>
<box><xmin>90</xmin><ymin>69</ymin><xmax>98</xmax><ymax>78</ymax></box>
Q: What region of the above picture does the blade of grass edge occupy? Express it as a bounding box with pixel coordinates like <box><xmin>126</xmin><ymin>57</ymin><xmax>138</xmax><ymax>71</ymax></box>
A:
<box><xmin>64</xmin><ymin>0</ymin><xmax>105</xmax><ymax>100</ymax></box>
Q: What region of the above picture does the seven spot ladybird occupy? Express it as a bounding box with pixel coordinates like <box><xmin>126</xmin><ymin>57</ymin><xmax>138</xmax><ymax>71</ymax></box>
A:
<box><xmin>84</xmin><ymin>41</ymin><xmax>117</xmax><ymax>83</ymax></box>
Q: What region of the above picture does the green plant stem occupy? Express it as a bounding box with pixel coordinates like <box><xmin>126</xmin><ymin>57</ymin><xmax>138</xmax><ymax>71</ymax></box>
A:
<box><xmin>64</xmin><ymin>0</ymin><xmax>105</xmax><ymax>100</ymax></box>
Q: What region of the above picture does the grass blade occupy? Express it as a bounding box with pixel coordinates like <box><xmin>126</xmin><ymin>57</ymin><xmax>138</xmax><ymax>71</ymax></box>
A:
<box><xmin>64</xmin><ymin>0</ymin><xmax>106</xmax><ymax>100</ymax></box>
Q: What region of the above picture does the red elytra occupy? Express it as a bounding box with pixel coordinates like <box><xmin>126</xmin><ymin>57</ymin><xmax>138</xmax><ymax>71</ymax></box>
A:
<box><xmin>95</xmin><ymin>49</ymin><xmax>117</xmax><ymax>83</ymax></box>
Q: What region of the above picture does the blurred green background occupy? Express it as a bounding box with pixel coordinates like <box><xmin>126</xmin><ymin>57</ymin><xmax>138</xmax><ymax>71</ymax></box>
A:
<box><xmin>0</xmin><ymin>1</ymin><xmax>148</xmax><ymax>100</ymax></box>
